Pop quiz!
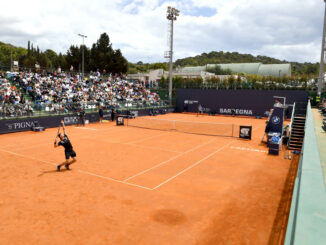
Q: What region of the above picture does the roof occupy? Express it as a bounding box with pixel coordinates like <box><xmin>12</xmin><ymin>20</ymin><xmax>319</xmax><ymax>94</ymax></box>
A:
<box><xmin>181</xmin><ymin>66</ymin><xmax>206</xmax><ymax>73</ymax></box>
<box><xmin>180</xmin><ymin>63</ymin><xmax>292</xmax><ymax>76</ymax></box>
<box><xmin>258</xmin><ymin>64</ymin><xmax>291</xmax><ymax>77</ymax></box>
<box><xmin>207</xmin><ymin>63</ymin><xmax>261</xmax><ymax>74</ymax></box>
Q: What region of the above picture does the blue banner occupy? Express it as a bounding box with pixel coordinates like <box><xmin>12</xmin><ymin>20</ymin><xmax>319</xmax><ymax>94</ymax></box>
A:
<box><xmin>268</xmin><ymin>107</ymin><xmax>284</xmax><ymax>134</ymax></box>
<box><xmin>177</xmin><ymin>89</ymin><xmax>308</xmax><ymax>118</ymax></box>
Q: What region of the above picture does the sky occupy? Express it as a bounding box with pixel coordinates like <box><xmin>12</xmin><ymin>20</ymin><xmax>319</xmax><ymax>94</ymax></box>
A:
<box><xmin>0</xmin><ymin>0</ymin><xmax>325</xmax><ymax>63</ymax></box>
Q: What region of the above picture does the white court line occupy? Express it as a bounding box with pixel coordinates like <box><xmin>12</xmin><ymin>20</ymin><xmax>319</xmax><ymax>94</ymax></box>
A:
<box><xmin>148</xmin><ymin>124</ymin><xmax>268</xmax><ymax>189</ymax></box>
<box><xmin>123</xmin><ymin>137</ymin><xmax>216</xmax><ymax>181</ymax></box>
<box><xmin>231</xmin><ymin>146</ymin><xmax>268</xmax><ymax>153</ymax></box>
<box><xmin>78</xmin><ymin>170</ymin><xmax>152</xmax><ymax>191</ymax></box>
<box><xmin>73</xmin><ymin>127</ymin><xmax>98</xmax><ymax>131</ymax></box>
<box><xmin>0</xmin><ymin>148</ymin><xmax>57</xmax><ymax>166</ymax></box>
<box><xmin>5</xmin><ymin>131</ymin><xmax>89</xmax><ymax>151</ymax></box>
<box><xmin>3</xmin><ymin>129</ymin><xmax>100</xmax><ymax>151</ymax></box>
<box><xmin>1</xmin><ymin>127</ymin><xmax>102</xmax><ymax>149</ymax></box>
<box><xmin>0</xmin><ymin>147</ymin><xmax>152</xmax><ymax>191</ymax></box>
<box><xmin>152</xmin><ymin>140</ymin><xmax>235</xmax><ymax>190</ymax></box>
<box><xmin>124</xmin><ymin>125</ymin><xmax>264</xmax><ymax>187</ymax></box>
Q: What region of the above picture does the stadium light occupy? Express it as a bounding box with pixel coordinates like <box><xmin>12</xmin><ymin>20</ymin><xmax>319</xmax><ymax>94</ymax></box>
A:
<box><xmin>78</xmin><ymin>33</ymin><xmax>87</xmax><ymax>78</ymax></box>
<box><xmin>165</xmin><ymin>6</ymin><xmax>180</xmax><ymax>104</ymax></box>
<box><xmin>318</xmin><ymin>0</ymin><xmax>326</xmax><ymax>96</ymax></box>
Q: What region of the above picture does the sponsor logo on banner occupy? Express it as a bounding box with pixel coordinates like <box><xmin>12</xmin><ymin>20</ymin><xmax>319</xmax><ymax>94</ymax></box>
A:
<box><xmin>64</xmin><ymin>116</ymin><xmax>78</xmax><ymax>125</ymax></box>
<box><xmin>6</xmin><ymin>121</ymin><xmax>38</xmax><ymax>130</ymax></box>
<box><xmin>184</xmin><ymin>100</ymin><xmax>198</xmax><ymax>104</ymax></box>
<box><xmin>240</xmin><ymin>128</ymin><xmax>250</xmax><ymax>136</ymax></box>
<box><xmin>116</xmin><ymin>116</ymin><xmax>124</xmax><ymax>126</ymax></box>
<box><xmin>272</xmin><ymin>116</ymin><xmax>280</xmax><ymax>124</ymax></box>
<box><xmin>239</xmin><ymin>126</ymin><xmax>252</xmax><ymax>140</ymax></box>
<box><xmin>219</xmin><ymin>108</ymin><xmax>253</xmax><ymax>115</ymax></box>
<box><xmin>103</xmin><ymin>114</ymin><xmax>111</xmax><ymax>119</ymax></box>
<box><xmin>132</xmin><ymin>111</ymin><xmax>139</xmax><ymax>117</ymax></box>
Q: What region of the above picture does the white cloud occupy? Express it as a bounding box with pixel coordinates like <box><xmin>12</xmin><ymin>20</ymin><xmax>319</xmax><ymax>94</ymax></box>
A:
<box><xmin>0</xmin><ymin>0</ymin><xmax>324</xmax><ymax>63</ymax></box>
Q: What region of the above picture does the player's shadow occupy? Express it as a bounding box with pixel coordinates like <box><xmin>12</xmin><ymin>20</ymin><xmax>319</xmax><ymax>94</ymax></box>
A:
<box><xmin>38</xmin><ymin>169</ymin><xmax>70</xmax><ymax>177</ymax></box>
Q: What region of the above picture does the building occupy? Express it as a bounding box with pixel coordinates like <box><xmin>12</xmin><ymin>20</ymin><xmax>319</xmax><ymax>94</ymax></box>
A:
<box><xmin>127</xmin><ymin>69</ymin><xmax>215</xmax><ymax>82</ymax></box>
<box><xmin>126</xmin><ymin>63</ymin><xmax>291</xmax><ymax>83</ymax></box>
<box><xmin>181</xmin><ymin>63</ymin><xmax>292</xmax><ymax>77</ymax></box>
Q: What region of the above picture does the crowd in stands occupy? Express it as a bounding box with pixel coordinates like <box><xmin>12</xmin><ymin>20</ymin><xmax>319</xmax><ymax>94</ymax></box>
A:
<box><xmin>0</xmin><ymin>70</ymin><xmax>163</xmax><ymax>118</ymax></box>
<box><xmin>0</xmin><ymin>72</ymin><xmax>33</xmax><ymax>118</ymax></box>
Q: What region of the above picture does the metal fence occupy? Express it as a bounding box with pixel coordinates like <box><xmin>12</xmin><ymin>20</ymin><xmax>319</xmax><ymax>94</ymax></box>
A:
<box><xmin>0</xmin><ymin>100</ymin><xmax>172</xmax><ymax>120</ymax></box>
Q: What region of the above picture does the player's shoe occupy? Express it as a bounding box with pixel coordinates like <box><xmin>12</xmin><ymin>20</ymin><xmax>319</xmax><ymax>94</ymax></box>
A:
<box><xmin>65</xmin><ymin>164</ymin><xmax>70</xmax><ymax>170</ymax></box>
<box><xmin>56</xmin><ymin>165</ymin><xmax>61</xmax><ymax>171</ymax></box>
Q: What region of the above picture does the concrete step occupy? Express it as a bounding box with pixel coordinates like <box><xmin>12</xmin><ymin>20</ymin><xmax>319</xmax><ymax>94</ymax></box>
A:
<box><xmin>289</xmin><ymin>143</ymin><xmax>303</xmax><ymax>147</ymax></box>
<box><xmin>291</xmin><ymin>128</ymin><xmax>304</xmax><ymax>131</ymax></box>
<box><xmin>289</xmin><ymin>140</ymin><xmax>303</xmax><ymax>144</ymax></box>
<box><xmin>293</xmin><ymin>120</ymin><xmax>305</xmax><ymax>123</ymax></box>
<box><xmin>292</xmin><ymin>125</ymin><xmax>305</xmax><ymax>128</ymax></box>
<box><xmin>290</xmin><ymin>136</ymin><xmax>303</xmax><ymax>140</ymax></box>
<box><xmin>288</xmin><ymin>146</ymin><xmax>302</xmax><ymax>150</ymax></box>
<box><xmin>291</xmin><ymin>130</ymin><xmax>304</xmax><ymax>134</ymax></box>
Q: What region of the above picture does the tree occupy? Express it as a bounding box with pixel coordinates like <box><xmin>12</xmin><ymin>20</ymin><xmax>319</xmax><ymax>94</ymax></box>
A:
<box><xmin>44</xmin><ymin>49</ymin><xmax>58</xmax><ymax>68</ymax></box>
<box><xmin>90</xmin><ymin>33</ymin><xmax>114</xmax><ymax>71</ymax></box>
<box><xmin>27</xmin><ymin>41</ymin><xmax>31</xmax><ymax>56</ymax></box>
<box><xmin>111</xmin><ymin>49</ymin><xmax>128</xmax><ymax>74</ymax></box>
<box><xmin>89</xmin><ymin>33</ymin><xmax>128</xmax><ymax>73</ymax></box>
<box><xmin>66</xmin><ymin>45</ymin><xmax>81</xmax><ymax>71</ymax></box>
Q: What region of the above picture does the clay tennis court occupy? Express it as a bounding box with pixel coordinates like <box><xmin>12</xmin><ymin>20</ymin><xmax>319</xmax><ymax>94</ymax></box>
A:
<box><xmin>0</xmin><ymin>113</ymin><xmax>296</xmax><ymax>245</ymax></box>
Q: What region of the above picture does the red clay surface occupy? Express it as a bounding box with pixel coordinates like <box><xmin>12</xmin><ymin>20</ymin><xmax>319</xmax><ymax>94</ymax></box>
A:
<box><xmin>0</xmin><ymin>113</ymin><xmax>296</xmax><ymax>245</ymax></box>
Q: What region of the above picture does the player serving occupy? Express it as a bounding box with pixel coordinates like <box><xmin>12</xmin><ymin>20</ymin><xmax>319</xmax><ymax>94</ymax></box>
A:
<box><xmin>54</xmin><ymin>120</ymin><xmax>77</xmax><ymax>171</ymax></box>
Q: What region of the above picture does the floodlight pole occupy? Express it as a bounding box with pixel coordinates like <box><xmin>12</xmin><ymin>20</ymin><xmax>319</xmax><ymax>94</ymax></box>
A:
<box><xmin>166</xmin><ymin>7</ymin><xmax>179</xmax><ymax>104</ymax></box>
<box><xmin>10</xmin><ymin>47</ymin><xmax>12</xmax><ymax>72</ymax></box>
<box><xmin>318</xmin><ymin>0</ymin><xmax>326</xmax><ymax>96</ymax></box>
<box><xmin>78</xmin><ymin>33</ymin><xmax>87</xmax><ymax>78</ymax></box>
<box><xmin>168</xmin><ymin>21</ymin><xmax>174</xmax><ymax>104</ymax></box>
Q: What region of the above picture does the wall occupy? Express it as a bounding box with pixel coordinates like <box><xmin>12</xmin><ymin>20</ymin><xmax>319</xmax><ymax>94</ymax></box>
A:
<box><xmin>177</xmin><ymin>89</ymin><xmax>308</xmax><ymax>118</ymax></box>
<box><xmin>284</xmin><ymin>101</ymin><xmax>326</xmax><ymax>245</ymax></box>
<box><xmin>0</xmin><ymin>107</ymin><xmax>175</xmax><ymax>134</ymax></box>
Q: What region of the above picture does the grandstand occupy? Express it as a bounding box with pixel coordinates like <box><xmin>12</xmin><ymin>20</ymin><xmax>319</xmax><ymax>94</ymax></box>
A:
<box><xmin>0</xmin><ymin>71</ymin><xmax>168</xmax><ymax>120</ymax></box>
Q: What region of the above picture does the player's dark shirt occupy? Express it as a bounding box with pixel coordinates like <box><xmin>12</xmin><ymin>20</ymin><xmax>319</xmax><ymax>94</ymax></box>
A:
<box><xmin>99</xmin><ymin>109</ymin><xmax>103</xmax><ymax>117</ymax></box>
<box><xmin>58</xmin><ymin>134</ymin><xmax>73</xmax><ymax>152</ymax></box>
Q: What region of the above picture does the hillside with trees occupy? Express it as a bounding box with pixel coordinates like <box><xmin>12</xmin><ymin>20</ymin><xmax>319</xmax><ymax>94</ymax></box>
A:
<box><xmin>0</xmin><ymin>33</ymin><xmax>128</xmax><ymax>73</ymax></box>
<box><xmin>174</xmin><ymin>51</ymin><xmax>319</xmax><ymax>76</ymax></box>
<box><xmin>0</xmin><ymin>40</ymin><xmax>320</xmax><ymax>77</ymax></box>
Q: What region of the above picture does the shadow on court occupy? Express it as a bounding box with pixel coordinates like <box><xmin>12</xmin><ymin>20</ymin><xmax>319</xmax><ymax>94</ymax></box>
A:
<box><xmin>38</xmin><ymin>169</ymin><xmax>71</xmax><ymax>176</ymax></box>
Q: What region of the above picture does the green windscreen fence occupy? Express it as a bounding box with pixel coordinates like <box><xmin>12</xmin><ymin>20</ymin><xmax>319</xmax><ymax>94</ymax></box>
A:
<box><xmin>284</xmin><ymin>101</ymin><xmax>326</xmax><ymax>245</ymax></box>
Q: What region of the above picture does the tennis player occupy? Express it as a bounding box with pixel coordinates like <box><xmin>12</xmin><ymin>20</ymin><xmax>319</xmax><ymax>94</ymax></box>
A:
<box><xmin>54</xmin><ymin>120</ymin><xmax>77</xmax><ymax>171</ymax></box>
<box><xmin>198</xmin><ymin>104</ymin><xmax>204</xmax><ymax>115</ymax></box>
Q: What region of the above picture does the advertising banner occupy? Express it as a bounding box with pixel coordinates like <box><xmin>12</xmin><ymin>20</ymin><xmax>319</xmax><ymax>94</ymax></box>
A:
<box><xmin>177</xmin><ymin>89</ymin><xmax>308</xmax><ymax>118</ymax></box>
<box><xmin>0</xmin><ymin>107</ymin><xmax>173</xmax><ymax>135</ymax></box>
<box><xmin>239</xmin><ymin>126</ymin><xmax>252</xmax><ymax>140</ymax></box>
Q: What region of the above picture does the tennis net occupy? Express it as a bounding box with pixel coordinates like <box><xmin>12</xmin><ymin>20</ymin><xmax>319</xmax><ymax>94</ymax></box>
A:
<box><xmin>126</xmin><ymin>117</ymin><xmax>241</xmax><ymax>137</ymax></box>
